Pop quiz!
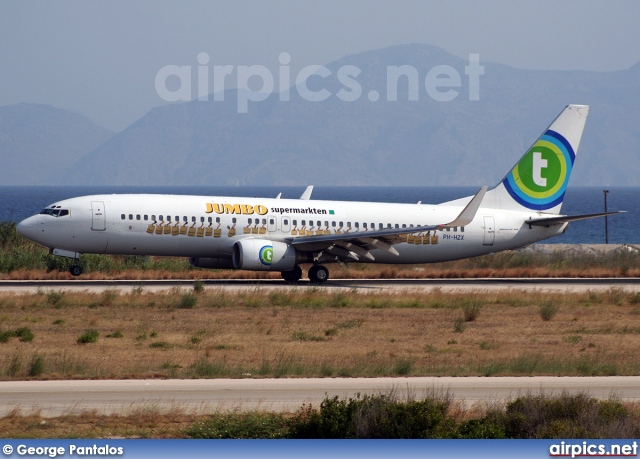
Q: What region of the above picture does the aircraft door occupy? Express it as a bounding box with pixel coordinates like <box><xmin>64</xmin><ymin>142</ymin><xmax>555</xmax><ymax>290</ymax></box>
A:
<box><xmin>267</xmin><ymin>215</ymin><xmax>277</xmax><ymax>233</ymax></box>
<box><xmin>281</xmin><ymin>216</ymin><xmax>291</xmax><ymax>233</ymax></box>
<box><xmin>91</xmin><ymin>201</ymin><xmax>106</xmax><ymax>231</ymax></box>
<box><xmin>483</xmin><ymin>216</ymin><xmax>495</xmax><ymax>246</ymax></box>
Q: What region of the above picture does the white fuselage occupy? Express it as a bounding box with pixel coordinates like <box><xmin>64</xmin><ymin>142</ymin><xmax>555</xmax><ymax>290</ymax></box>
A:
<box><xmin>17</xmin><ymin>194</ymin><xmax>566</xmax><ymax>265</ymax></box>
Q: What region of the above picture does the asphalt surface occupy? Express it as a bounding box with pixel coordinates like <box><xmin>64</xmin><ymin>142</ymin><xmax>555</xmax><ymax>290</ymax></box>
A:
<box><xmin>1</xmin><ymin>278</ymin><xmax>640</xmax><ymax>293</ymax></box>
<box><xmin>1</xmin><ymin>377</ymin><xmax>639</xmax><ymax>417</ymax></box>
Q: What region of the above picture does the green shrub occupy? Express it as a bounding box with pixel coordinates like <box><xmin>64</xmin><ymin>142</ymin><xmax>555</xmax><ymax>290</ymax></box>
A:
<box><xmin>15</xmin><ymin>327</ymin><xmax>34</xmax><ymax>342</ymax></box>
<box><xmin>193</xmin><ymin>280</ymin><xmax>205</xmax><ymax>293</ymax></box>
<box><xmin>27</xmin><ymin>355</ymin><xmax>45</xmax><ymax>377</ymax></box>
<box><xmin>539</xmin><ymin>301</ymin><xmax>560</xmax><ymax>321</ymax></box>
<box><xmin>46</xmin><ymin>290</ymin><xmax>64</xmax><ymax>306</ymax></box>
<box><xmin>76</xmin><ymin>329</ymin><xmax>99</xmax><ymax>344</ymax></box>
<box><xmin>187</xmin><ymin>412</ymin><xmax>290</xmax><ymax>439</ymax></box>
<box><xmin>106</xmin><ymin>330</ymin><xmax>124</xmax><ymax>338</ymax></box>
<box><xmin>462</xmin><ymin>298</ymin><xmax>483</xmax><ymax>322</ymax></box>
<box><xmin>289</xmin><ymin>392</ymin><xmax>453</xmax><ymax>439</ymax></box>
<box><xmin>178</xmin><ymin>293</ymin><xmax>197</xmax><ymax>309</ymax></box>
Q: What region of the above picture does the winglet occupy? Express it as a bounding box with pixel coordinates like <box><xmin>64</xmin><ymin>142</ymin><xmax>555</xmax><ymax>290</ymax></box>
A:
<box><xmin>442</xmin><ymin>186</ymin><xmax>487</xmax><ymax>228</ymax></box>
<box><xmin>300</xmin><ymin>186</ymin><xmax>314</xmax><ymax>200</ymax></box>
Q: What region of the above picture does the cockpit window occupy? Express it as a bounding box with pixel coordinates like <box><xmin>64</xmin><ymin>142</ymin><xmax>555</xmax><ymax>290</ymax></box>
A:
<box><xmin>40</xmin><ymin>208</ymin><xmax>69</xmax><ymax>217</ymax></box>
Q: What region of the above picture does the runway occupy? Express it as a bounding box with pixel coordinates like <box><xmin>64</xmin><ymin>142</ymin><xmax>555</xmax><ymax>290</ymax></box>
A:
<box><xmin>1</xmin><ymin>278</ymin><xmax>640</xmax><ymax>293</ymax></box>
<box><xmin>1</xmin><ymin>377</ymin><xmax>639</xmax><ymax>417</ymax></box>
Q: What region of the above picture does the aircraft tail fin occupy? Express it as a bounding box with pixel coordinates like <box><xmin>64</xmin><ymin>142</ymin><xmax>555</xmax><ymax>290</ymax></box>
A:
<box><xmin>483</xmin><ymin>104</ymin><xmax>589</xmax><ymax>214</ymax></box>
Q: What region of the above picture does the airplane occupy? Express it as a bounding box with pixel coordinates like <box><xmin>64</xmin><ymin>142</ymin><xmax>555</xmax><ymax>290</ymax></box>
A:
<box><xmin>16</xmin><ymin>104</ymin><xmax>623</xmax><ymax>283</ymax></box>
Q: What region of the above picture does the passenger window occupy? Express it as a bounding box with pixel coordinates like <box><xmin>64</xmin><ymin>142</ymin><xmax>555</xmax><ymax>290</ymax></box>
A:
<box><xmin>262</xmin><ymin>219</ymin><xmax>267</xmax><ymax>225</ymax></box>
<box><xmin>317</xmin><ymin>220</ymin><xmax>321</xmax><ymax>227</ymax></box>
<box><xmin>339</xmin><ymin>222</ymin><xmax>344</xmax><ymax>227</ymax></box>
<box><xmin>269</xmin><ymin>218</ymin><xmax>275</xmax><ymax>225</ymax></box>
<box><xmin>446</xmin><ymin>228</ymin><xmax>451</xmax><ymax>232</ymax></box>
<box><xmin>192</xmin><ymin>216</ymin><xmax>196</xmax><ymax>223</ymax></box>
<box><xmin>461</xmin><ymin>227</ymin><xmax>465</xmax><ymax>232</ymax></box>
<box><xmin>293</xmin><ymin>220</ymin><xmax>297</xmax><ymax>226</ymax></box>
<box><xmin>402</xmin><ymin>224</ymin><xmax>406</xmax><ymax>228</ymax></box>
<box><xmin>347</xmin><ymin>222</ymin><xmax>351</xmax><ymax>227</ymax></box>
<box><xmin>331</xmin><ymin>221</ymin><xmax>336</xmax><ymax>227</ymax></box>
<box><xmin>200</xmin><ymin>217</ymin><xmax>205</xmax><ymax>223</ymax></box>
<box><xmin>232</xmin><ymin>218</ymin><xmax>236</xmax><ymax>223</ymax></box>
<box><xmin>208</xmin><ymin>217</ymin><xmax>212</xmax><ymax>223</ymax></box>
<box><xmin>129</xmin><ymin>214</ymin><xmax>133</xmax><ymax>220</ymax></box>
<box><xmin>136</xmin><ymin>215</ymin><xmax>141</xmax><ymax>220</ymax></box>
<box><xmin>453</xmin><ymin>227</ymin><xmax>457</xmax><ymax>232</ymax></box>
<box><xmin>167</xmin><ymin>216</ymin><xmax>172</xmax><ymax>222</ymax></box>
<box><xmin>151</xmin><ymin>215</ymin><xmax>156</xmax><ymax>221</ymax></box>
<box><xmin>302</xmin><ymin>220</ymin><xmax>306</xmax><ymax>226</ymax></box>
<box><xmin>144</xmin><ymin>215</ymin><xmax>148</xmax><ymax>221</ymax></box>
<box><xmin>216</xmin><ymin>217</ymin><xmax>220</xmax><ymax>223</ymax></box>
<box><xmin>355</xmin><ymin>222</ymin><xmax>359</xmax><ymax>228</ymax></box>
<box><xmin>284</xmin><ymin>219</ymin><xmax>288</xmax><ymax>225</ymax></box>
<box><xmin>121</xmin><ymin>214</ymin><xmax>125</xmax><ymax>220</ymax></box>
<box><xmin>248</xmin><ymin>218</ymin><xmax>252</xmax><ymax>224</ymax></box>
<box><xmin>363</xmin><ymin>223</ymin><xmax>367</xmax><ymax>229</ymax></box>
<box><xmin>183</xmin><ymin>216</ymin><xmax>187</xmax><ymax>223</ymax></box>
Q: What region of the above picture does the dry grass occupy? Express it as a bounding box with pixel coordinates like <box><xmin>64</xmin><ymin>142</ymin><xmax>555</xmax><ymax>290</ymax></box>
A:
<box><xmin>1</xmin><ymin>288</ymin><xmax>640</xmax><ymax>379</ymax></box>
<box><xmin>0</xmin><ymin>406</ymin><xmax>199</xmax><ymax>438</ymax></box>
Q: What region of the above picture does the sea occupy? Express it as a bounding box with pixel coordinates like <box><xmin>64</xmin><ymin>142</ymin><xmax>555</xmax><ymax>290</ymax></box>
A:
<box><xmin>1</xmin><ymin>186</ymin><xmax>638</xmax><ymax>244</ymax></box>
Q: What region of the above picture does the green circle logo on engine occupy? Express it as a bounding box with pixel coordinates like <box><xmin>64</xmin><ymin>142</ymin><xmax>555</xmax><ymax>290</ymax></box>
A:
<box><xmin>259</xmin><ymin>245</ymin><xmax>273</xmax><ymax>265</ymax></box>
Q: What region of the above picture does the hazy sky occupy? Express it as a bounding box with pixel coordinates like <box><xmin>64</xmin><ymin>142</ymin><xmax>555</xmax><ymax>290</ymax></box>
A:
<box><xmin>2</xmin><ymin>0</ymin><xmax>639</xmax><ymax>131</ymax></box>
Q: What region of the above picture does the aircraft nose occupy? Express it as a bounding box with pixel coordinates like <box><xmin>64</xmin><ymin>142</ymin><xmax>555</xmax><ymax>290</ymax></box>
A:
<box><xmin>16</xmin><ymin>216</ymin><xmax>39</xmax><ymax>240</ymax></box>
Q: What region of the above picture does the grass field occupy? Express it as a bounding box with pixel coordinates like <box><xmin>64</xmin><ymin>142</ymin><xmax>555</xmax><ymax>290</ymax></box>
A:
<box><xmin>1</xmin><ymin>287</ymin><xmax>640</xmax><ymax>380</ymax></box>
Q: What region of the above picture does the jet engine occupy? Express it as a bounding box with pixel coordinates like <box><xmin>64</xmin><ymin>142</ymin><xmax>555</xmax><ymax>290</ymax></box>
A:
<box><xmin>232</xmin><ymin>239</ymin><xmax>298</xmax><ymax>271</ymax></box>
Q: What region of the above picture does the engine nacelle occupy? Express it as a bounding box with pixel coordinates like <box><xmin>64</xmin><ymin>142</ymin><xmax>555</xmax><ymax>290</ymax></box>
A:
<box><xmin>232</xmin><ymin>239</ymin><xmax>297</xmax><ymax>271</ymax></box>
<box><xmin>189</xmin><ymin>257</ymin><xmax>235</xmax><ymax>269</ymax></box>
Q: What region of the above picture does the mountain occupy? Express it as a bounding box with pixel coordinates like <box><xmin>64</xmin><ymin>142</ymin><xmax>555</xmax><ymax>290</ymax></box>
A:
<box><xmin>0</xmin><ymin>104</ymin><xmax>114</xmax><ymax>185</ymax></box>
<box><xmin>10</xmin><ymin>44</ymin><xmax>640</xmax><ymax>186</ymax></box>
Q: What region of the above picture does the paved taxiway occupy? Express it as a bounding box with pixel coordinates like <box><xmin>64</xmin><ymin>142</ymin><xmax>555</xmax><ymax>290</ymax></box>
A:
<box><xmin>1</xmin><ymin>377</ymin><xmax>640</xmax><ymax>417</ymax></box>
<box><xmin>1</xmin><ymin>278</ymin><xmax>640</xmax><ymax>293</ymax></box>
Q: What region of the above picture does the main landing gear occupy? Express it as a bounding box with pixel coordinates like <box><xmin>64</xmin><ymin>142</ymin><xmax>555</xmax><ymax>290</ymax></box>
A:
<box><xmin>280</xmin><ymin>265</ymin><xmax>329</xmax><ymax>284</ymax></box>
<box><xmin>308</xmin><ymin>265</ymin><xmax>329</xmax><ymax>284</ymax></box>
<box><xmin>281</xmin><ymin>265</ymin><xmax>302</xmax><ymax>283</ymax></box>
<box><xmin>69</xmin><ymin>261</ymin><xmax>83</xmax><ymax>277</ymax></box>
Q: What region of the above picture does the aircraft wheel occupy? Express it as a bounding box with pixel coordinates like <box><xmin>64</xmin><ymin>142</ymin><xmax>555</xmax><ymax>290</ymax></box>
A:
<box><xmin>308</xmin><ymin>265</ymin><xmax>329</xmax><ymax>284</ymax></box>
<box><xmin>281</xmin><ymin>265</ymin><xmax>302</xmax><ymax>283</ymax></box>
<box><xmin>69</xmin><ymin>265</ymin><xmax>83</xmax><ymax>277</ymax></box>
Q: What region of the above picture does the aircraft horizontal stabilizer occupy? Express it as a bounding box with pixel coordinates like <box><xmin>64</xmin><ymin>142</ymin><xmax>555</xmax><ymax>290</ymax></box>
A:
<box><xmin>439</xmin><ymin>186</ymin><xmax>487</xmax><ymax>229</ymax></box>
<box><xmin>525</xmin><ymin>211</ymin><xmax>626</xmax><ymax>227</ymax></box>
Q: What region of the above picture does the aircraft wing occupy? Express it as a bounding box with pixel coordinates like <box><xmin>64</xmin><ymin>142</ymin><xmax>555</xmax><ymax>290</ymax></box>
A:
<box><xmin>285</xmin><ymin>187</ymin><xmax>487</xmax><ymax>261</ymax></box>
<box><xmin>525</xmin><ymin>211</ymin><xmax>626</xmax><ymax>227</ymax></box>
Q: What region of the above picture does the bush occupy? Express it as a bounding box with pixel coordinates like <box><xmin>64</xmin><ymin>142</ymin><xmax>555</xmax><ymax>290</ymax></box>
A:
<box><xmin>76</xmin><ymin>329</ymin><xmax>99</xmax><ymax>344</ymax></box>
<box><xmin>289</xmin><ymin>391</ymin><xmax>453</xmax><ymax>439</ymax></box>
<box><xmin>187</xmin><ymin>412</ymin><xmax>290</xmax><ymax>439</ymax></box>
<box><xmin>15</xmin><ymin>327</ymin><xmax>34</xmax><ymax>342</ymax></box>
<box><xmin>178</xmin><ymin>293</ymin><xmax>197</xmax><ymax>309</ymax></box>
<box><xmin>462</xmin><ymin>298</ymin><xmax>483</xmax><ymax>322</ymax></box>
<box><xmin>28</xmin><ymin>355</ymin><xmax>45</xmax><ymax>377</ymax></box>
<box><xmin>193</xmin><ymin>280</ymin><xmax>205</xmax><ymax>293</ymax></box>
<box><xmin>539</xmin><ymin>301</ymin><xmax>560</xmax><ymax>321</ymax></box>
<box><xmin>0</xmin><ymin>327</ymin><xmax>34</xmax><ymax>343</ymax></box>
